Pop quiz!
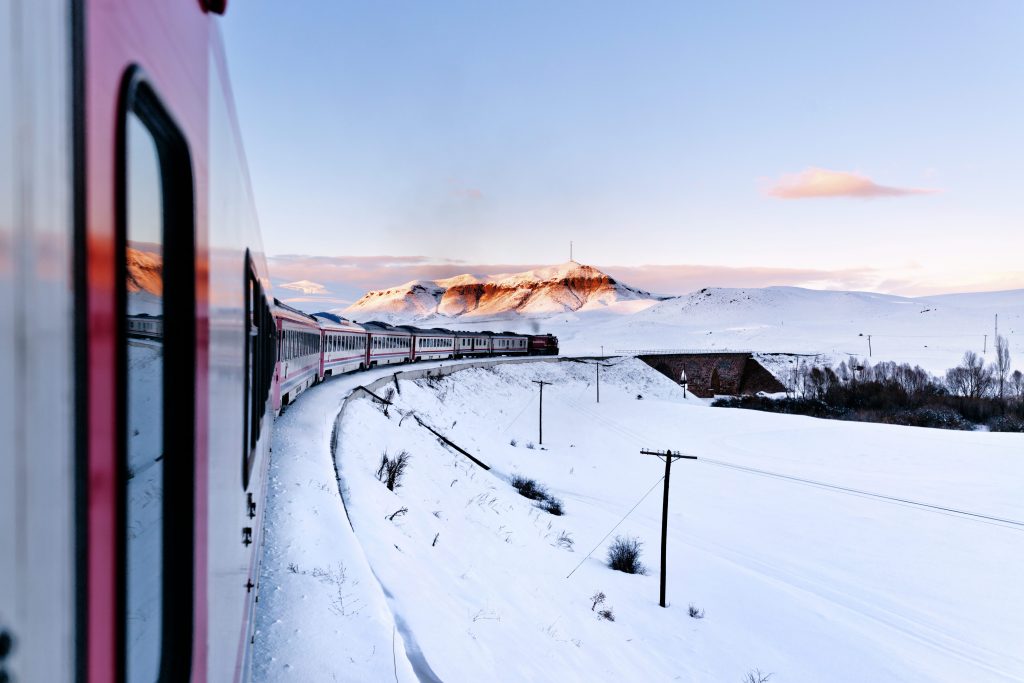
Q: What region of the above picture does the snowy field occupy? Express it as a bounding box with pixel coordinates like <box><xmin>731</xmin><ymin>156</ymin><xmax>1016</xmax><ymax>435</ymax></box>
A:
<box><xmin>254</xmin><ymin>358</ymin><xmax>1024</xmax><ymax>682</ymax></box>
<box><xmin>398</xmin><ymin>286</ymin><xmax>1023</xmax><ymax>376</ymax></box>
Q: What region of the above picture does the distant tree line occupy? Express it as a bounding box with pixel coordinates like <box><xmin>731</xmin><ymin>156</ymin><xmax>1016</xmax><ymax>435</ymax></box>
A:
<box><xmin>713</xmin><ymin>335</ymin><xmax>1024</xmax><ymax>432</ymax></box>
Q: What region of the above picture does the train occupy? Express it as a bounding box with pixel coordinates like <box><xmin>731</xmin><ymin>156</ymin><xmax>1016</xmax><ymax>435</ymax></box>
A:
<box><xmin>273</xmin><ymin>301</ymin><xmax>559</xmax><ymax>408</ymax></box>
<box><xmin>0</xmin><ymin>2</ymin><xmax>555</xmax><ymax>682</ymax></box>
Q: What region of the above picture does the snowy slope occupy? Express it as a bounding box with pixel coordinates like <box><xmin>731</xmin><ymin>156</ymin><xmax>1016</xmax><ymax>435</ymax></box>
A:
<box><xmin>291</xmin><ymin>359</ymin><xmax>1024</xmax><ymax>682</ymax></box>
<box><xmin>403</xmin><ymin>285</ymin><xmax>1022</xmax><ymax>376</ymax></box>
<box><xmin>342</xmin><ymin>262</ymin><xmax>663</xmax><ymax>324</ymax></box>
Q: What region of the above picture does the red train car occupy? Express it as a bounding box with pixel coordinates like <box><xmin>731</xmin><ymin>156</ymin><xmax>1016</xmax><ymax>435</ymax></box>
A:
<box><xmin>1</xmin><ymin>1</ymin><xmax>277</xmax><ymax>681</ymax></box>
<box><xmin>528</xmin><ymin>333</ymin><xmax>561</xmax><ymax>356</ymax></box>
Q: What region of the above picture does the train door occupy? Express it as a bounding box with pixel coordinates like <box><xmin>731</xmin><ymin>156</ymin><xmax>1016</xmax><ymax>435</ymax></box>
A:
<box><xmin>119</xmin><ymin>72</ymin><xmax>197</xmax><ymax>682</ymax></box>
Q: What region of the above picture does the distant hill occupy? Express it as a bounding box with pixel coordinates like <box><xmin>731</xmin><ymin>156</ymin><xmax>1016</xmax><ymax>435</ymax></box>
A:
<box><xmin>340</xmin><ymin>261</ymin><xmax>666</xmax><ymax>323</ymax></box>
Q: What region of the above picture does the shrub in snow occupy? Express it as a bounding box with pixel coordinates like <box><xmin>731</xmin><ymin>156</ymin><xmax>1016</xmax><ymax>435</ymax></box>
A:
<box><xmin>380</xmin><ymin>387</ymin><xmax>396</xmax><ymax>417</ymax></box>
<box><xmin>742</xmin><ymin>670</ymin><xmax>773</xmax><ymax>683</ymax></box>
<box><xmin>607</xmin><ymin>535</ymin><xmax>646</xmax><ymax>575</ymax></box>
<box><xmin>556</xmin><ymin>531</ymin><xmax>574</xmax><ymax>550</ymax></box>
<box><xmin>988</xmin><ymin>415</ymin><xmax>1024</xmax><ymax>432</ymax></box>
<box><xmin>375</xmin><ymin>450</ymin><xmax>410</xmax><ymax>491</ymax></box>
<box><xmin>525</xmin><ymin>441</ymin><xmax>536</xmax><ymax>450</ymax></box>
<box><xmin>590</xmin><ymin>591</ymin><xmax>606</xmax><ymax>611</ymax></box>
<box><xmin>688</xmin><ymin>603</ymin><xmax>705</xmax><ymax>619</ymax></box>
<box><xmin>510</xmin><ymin>474</ymin><xmax>548</xmax><ymax>501</ymax></box>
<box><xmin>510</xmin><ymin>438</ymin><xmax>518</xmax><ymax>447</ymax></box>
<box><xmin>511</xmin><ymin>474</ymin><xmax>566</xmax><ymax>516</ymax></box>
<box><xmin>539</xmin><ymin>496</ymin><xmax>564</xmax><ymax>516</ymax></box>
<box><xmin>597</xmin><ymin>608</ymin><xmax>615</xmax><ymax>622</ymax></box>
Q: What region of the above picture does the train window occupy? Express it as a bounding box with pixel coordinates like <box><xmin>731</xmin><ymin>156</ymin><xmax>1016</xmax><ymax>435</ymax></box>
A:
<box><xmin>121</xmin><ymin>74</ymin><xmax>195</xmax><ymax>683</ymax></box>
<box><xmin>243</xmin><ymin>252</ymin><xmax>275</xmax><ymax>490</ymax></box>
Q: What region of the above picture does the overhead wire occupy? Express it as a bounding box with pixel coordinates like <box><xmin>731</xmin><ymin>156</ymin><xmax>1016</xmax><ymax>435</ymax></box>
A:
<box><xmin>550</xmin><ymin>387</ymin><xmax>1024</xmax><ymax>531</ymax></box>
<box><xmin>566</xmin><ymin>474</ymin><xmax>665</xmax><ymax>579</ymax></box>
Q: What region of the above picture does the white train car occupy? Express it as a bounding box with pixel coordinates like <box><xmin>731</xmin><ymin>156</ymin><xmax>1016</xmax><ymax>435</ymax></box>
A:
<box><xmin>315</xmin><ymin>314</ymin><xmax>369</xmax><ymax>377</ymax></box>
<box><xmin>363</xmin><ymin>322</ymin><xmax>413</xmax><ymax>367</ymax></box>
<box><xmin>274</xmin><ymin>300</ymin><xmax>322</xmax><ymax>408</ymax></box>
<box><xmin>406</xmin><ymin>326</ymin><xmax>456</xmax><ymax>362</ymax></box>
<box><xmin>493</xmin><ymin>332</ymin><xmax>530</xmax><ymax>355</ymax></box>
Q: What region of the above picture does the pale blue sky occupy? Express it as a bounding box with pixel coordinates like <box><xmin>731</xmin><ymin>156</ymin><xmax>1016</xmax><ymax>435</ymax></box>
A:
<box><xmin>222</xmin><ymin>1</ymin><xmax>1023</xmax><ymax>302</ymax></box>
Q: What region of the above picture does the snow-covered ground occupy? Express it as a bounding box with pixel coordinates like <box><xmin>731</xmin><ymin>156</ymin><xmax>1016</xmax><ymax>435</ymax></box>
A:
<box><xmin>254</xmin><ymin>358</ymin><xmax>1024</xmax><ymax>682</ymax></box>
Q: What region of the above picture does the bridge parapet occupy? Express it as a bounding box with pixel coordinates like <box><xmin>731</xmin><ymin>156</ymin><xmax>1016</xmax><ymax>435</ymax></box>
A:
<box><xmin>625</xmin><ymin>351</ymin><xmax>784</xmax><ymax>398</ymax></box>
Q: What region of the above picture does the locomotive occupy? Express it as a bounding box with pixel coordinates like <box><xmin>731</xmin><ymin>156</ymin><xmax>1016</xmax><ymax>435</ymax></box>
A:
<box><xmin>0</xmin><ymin>2</ymin><xmax>555</xmax><ymax>681</ymax></box>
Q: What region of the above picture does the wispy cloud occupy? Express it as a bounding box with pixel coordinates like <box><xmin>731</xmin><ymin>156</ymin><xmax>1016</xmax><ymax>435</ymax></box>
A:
<box><xmin>764</xmin><ymin>168</ymin><xmax>939</xmax><ymax>200</ymax></box>
<box><xmin>278</xmin><ymin>279</ymin><xmax>328</xmax><ymax>295</ymax></box>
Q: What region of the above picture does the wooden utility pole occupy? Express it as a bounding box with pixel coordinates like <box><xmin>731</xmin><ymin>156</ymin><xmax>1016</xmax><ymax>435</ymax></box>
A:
<box><xmin>640</xmin><ymin>449</ymin><xmax>698</xmax><ymax>608</ymax></box>
<box><xmin>867</xmin><ymin>334</ymin><xmax>872</xmax><ymax>357</ymax></box>
<box><xmin>532</xmin><ymin>380</ymin><xmax>551</xmax><ymax>444</ymax></box>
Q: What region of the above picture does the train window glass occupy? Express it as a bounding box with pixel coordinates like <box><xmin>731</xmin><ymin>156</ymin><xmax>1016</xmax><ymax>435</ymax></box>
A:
<box><xmin>124</xmin><ymin>113</ymin><xmax>165</xmax><ymax>683</ymax></box>
<box><xmin>122</xmin><ymin>78</ymin><xmax>196</xmax><ymax>683</ymax></box>
<box><xmin>243</xmin><ymin>253</ymin><xmax>275</xmax><ymax>489</ymax></box>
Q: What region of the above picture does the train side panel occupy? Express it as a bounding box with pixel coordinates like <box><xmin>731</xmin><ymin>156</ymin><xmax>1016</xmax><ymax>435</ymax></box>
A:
<box><xmin>0</xmin><ymin>1</ymin><xmax>76</xmax><ymax>680</ymax></box>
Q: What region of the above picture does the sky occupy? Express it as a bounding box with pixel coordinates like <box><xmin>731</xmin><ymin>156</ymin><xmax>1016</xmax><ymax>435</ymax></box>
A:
<box><xmin>221</xmin><ymin>1</ymin><xmax>1024</xmax><ymax>308</ymax></box>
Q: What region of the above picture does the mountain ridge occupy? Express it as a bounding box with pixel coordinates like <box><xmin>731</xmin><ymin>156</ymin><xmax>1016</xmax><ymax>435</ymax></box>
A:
<box><xmin>341</xmin><ymin>261</ymin><xmax>666</xmax><ymax>323</ymax></box>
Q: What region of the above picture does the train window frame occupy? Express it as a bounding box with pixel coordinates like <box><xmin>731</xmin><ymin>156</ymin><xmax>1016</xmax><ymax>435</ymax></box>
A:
<box><xmin>117</xmin><ymin>67</ymin><xmax>195</xmax><ymax>683</ymax></box>
<box><xmin>242</xmin><ymin>250</ymin><xmax>275</xmax><ymax>491</ymax></box>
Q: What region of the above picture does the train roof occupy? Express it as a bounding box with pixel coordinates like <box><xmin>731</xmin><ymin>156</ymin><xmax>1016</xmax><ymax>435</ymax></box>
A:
<box><xmin>311</xmin><ymin>311</ymin><xmax>345</xmax><ymax>324</ymax></box>
<box><xmin>273</xmin><ymin>298</ymin><xmax>320</xmax><ymax>324</ymax></box>
<box><xmin>361</xmin><ymin>321</ymin><xmax>412</xmax><ymax>334</ymax></box>
<box><xmin>312</xmin><ymin>314</ymin><xmax>366</xmax><ymax>333</ymax></box>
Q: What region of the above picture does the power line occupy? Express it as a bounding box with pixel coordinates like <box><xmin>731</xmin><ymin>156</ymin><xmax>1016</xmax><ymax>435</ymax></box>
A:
<box><xmin>566</xmin><ymin>475</ymin><xmax>665</xmax><ymax>579</ymax></box>
<box><xmin>552</xmin><ymin>392</ymin><xmax>1024</xmax><ymax>531</ymax></box>
<box><xmin>699</xmin><ymin>457</ymin><xmax>1024</xmax><ymax>531</ymax></box>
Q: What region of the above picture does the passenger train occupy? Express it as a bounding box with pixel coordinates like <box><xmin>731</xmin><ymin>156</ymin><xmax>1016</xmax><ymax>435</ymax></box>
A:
<box><xmin>0</xmin><ymin>2</ymin><xmax>556</xmax><ymax>682</ymax></box>
<box><xmin>274</xmin><ymin>301</ymin><xmax>559</xmax><ymax>408</ymax></box>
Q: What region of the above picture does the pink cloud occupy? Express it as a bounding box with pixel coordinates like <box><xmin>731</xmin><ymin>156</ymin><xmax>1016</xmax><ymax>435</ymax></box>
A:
<box><xmin>765</xmin><ymin>168</ymin><xmax>939</xmax><ymax>199</ymax></box>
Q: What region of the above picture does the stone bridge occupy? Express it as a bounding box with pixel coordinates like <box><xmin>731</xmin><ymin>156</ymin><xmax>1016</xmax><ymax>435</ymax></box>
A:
<box><xmin>628</xmin><ymin>350</ymin><xmax>785</xmax><ymax>398</ymax></box>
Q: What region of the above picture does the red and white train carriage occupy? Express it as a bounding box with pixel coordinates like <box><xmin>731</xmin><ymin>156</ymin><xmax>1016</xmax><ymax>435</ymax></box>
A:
<box><xmin>314</xmin><ymin>313</ymin><xmax>369</xmax><ymax>378</ymax></box>
<box><xmin>273</xmin><ymin>300</ymin><xmax>322</xmax><ymax>408</ymax></box>
<box><xmin>362</xmin><ymin>321</ymin><xmax>414</xmax><ymax>367</ymax></box>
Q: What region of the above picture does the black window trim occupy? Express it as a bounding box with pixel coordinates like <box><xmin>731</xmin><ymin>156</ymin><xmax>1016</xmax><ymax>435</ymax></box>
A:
<box><xmin>116</xmin><ymin>66</ymin><xmax>195</xmax><ymax>683</ymax></box>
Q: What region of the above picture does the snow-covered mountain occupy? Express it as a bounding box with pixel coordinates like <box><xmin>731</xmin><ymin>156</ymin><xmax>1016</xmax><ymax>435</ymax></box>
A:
<box><xmin>341</xmin><ymin>261</ymin><xmax>664</xmax><ymax>323</ymax></box>
<box><xmin>335</xmin><ymin>261</ymin><xmax>1021</xmax><ymax>374</ymax></box>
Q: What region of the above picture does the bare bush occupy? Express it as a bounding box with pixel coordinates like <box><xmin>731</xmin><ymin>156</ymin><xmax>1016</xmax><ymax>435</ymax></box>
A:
<box><xmin>510</xmin><ymin>474</ymin><xmax>547</xmax><ymax>500</ymax></box>
<box><xmin>386</xmin><ymin>506</ymin><xmax>408</xmax><ymax>521</ymax></box>
<box><xmin>597</xmin><ymin>608</ymin><xmax>615</xmax><ymax>622</ymax></box>
<box><xmin>379</xmin><ymin>387</ymin><xmax>396</xmax><ymax>417</ymax></box>
<box><xmin>556</xmin><ymin>531</ymin><xmax>575</xmax><ymax>550</ymax></box>
<box><xmin>607</xmin><ymin>535</ymin><xmax>646</xmax><ymax>575</ymax></box>
<box><xmin>375</xmin><ymin>450</ymin><xmax>411</xmax><ymax>491</ymax></box>
<box><xmin>742</xmin><ymin>670</ymin><xmax>773</xmax><ymax>683</ymax></box>
<box><xmin>590</xmin><ymin>591</ymin><xmax>606</xmax><ymax>611</ymax></box>
<box><xmin>688</xmin><ymin>603</ymin><xmax>705</xmax><ymax>619</ymax></box>
<box><xmin>510</xmin><ymin>474</ymin><xmax>565</xmax><ymax>515</ymax></box>
<box><xmin>539</xmin><ymin>496</ymin><xmax>564</xmax><ymax>516</ymax></box>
